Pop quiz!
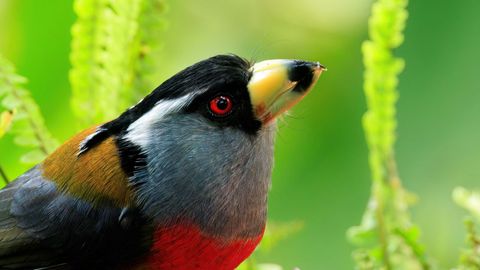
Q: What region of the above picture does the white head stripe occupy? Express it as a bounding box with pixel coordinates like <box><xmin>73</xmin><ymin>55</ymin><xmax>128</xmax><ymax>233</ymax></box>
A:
<box><xmin>124</xmin><ymin>94</ymin><xmax>193</xmax><ymax>148</ymax></box>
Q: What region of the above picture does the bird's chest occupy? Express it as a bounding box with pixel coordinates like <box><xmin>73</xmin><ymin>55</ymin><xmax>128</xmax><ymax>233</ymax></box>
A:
<box><xmin>131</xmin><ymin>224</ymin><xmax>264</xmax><ymax>270</ymax></box>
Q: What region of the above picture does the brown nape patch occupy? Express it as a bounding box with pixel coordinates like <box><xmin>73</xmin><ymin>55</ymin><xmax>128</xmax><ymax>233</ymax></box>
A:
<box><xmin>43</xmin><ymin>126</ymin><xmax>134</xmax><ymax>207</ymax></box>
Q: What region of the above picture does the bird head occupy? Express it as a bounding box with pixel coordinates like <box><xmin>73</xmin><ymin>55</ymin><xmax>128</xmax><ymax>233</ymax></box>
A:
<box><xmin>108</xmin><ymin>55</ymin><xmax>324</xmax><ymax>137</ymax></box>
<box><xmin>80</xmin><ymin>54</ymin><xmax>325</xmax><ymax>237</ymax></box>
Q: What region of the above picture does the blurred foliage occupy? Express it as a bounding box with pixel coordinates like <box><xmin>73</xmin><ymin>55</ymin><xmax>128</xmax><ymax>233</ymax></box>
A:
<box><xmin>453</xmin><ymin>187</ymin><xmax>480</xmax><ymax>270</ymax></box>
<box><xmin>1</xmin><ymin>0</ymin><xmax>480</xmax><ymax>269</ymax></box>
<box><xmin>454</xmin><ymin>188</ymin><xmax>480</xmax><ymax>219</ymax></box>
<box><xmin>0</xmin><ymin>55</ymin><xmax>58</xmax><ymax>165</ymax></box>
<box><xmin>0</xmin><ymin>110</ymin><xmax>14</xmax><ymax>138</ymax></box>
<box><xmin>0</xmin><ymin>110</ymin><xmax>12</xmax><ymax>183</ymax></box>
<box><xmin>240</xmin><ymin>221</ymin><xmax>304</xmax><ymax>270</ymax></box>
<box><xmin>132</xmin><ymin>0</ymin><xmax>168</xmax><ymax>100</ymax></box>
<box><xmin>70</xmin><ymin>0</ymin><xmax>167</xmax><ymax>126</ymax></box>
<box><xmin>347</xmin><ymin>0</ymin><xmax>431</xmax><ymax>269</ymax></box>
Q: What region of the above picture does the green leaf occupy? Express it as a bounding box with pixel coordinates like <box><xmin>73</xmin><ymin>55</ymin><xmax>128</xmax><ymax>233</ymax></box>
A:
<box><xmin>257</xmin><ymin>221</ymin><xmax>303</xmax><ymax>253</ymax></box>
<box><xmin>453</xmin><ymin>187</ymin><xmax>480</xmax><ymax>219</ymax></box>
<box><xmin>20</xmin><ymin>150</ymin><xmax>47</xmax><ymax>164</ymax></box>
<box><xmin>347</xmin><ymin>225</ymin><xmax>378</xmax><ymax>246</ymax></box>
<box><xmin>13</xmin><ymin>133</ymin><xmax>40</xmax><ymax>147</ymax></box>
<box><xmin>0</xmin><ymin>54</ymin><xmax>59</xmax><ymax>163</ymax></box>
<box><xmin>1</xmin><ymin>94</ymin><xmax>20</xmax><ymax>109</ymax></box>
<box><xmin>240</xmin><ymin>221</ymin><xmax>303</xmax><ymax>270</ymax></box>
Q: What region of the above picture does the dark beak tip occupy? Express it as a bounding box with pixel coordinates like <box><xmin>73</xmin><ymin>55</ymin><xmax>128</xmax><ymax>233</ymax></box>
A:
<box><xmin>309</xmin><ymin>61</ymin><xmax>327</xmax><ymax>72</ymax></box>
<box><xmin>317</xmin><ymin>63</ymin><xmax>327</xmax><ymax>71</ymax></box>
<box><xmin>288</xmin><ymin>60</ymin><xmax>326</xmax><ymax>82</ymax></box>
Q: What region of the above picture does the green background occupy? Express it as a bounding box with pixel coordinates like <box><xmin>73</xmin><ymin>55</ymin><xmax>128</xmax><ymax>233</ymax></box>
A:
<box><xmin>1</xmin><ymin>0</ymin><xmax>479</xmax><ymax>269</ymax></box>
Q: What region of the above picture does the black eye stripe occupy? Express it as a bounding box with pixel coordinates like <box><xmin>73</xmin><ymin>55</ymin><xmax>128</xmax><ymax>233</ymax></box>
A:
<box><xmin>160</xmin><ymin>57</ymin><xmax>262</xmax><ymax>135</ymax></box>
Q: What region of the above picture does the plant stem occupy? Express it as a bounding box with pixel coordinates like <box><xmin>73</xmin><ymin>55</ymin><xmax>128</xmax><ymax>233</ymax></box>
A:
<box><xmin>374</xmin><ymin>185</ymin><xmax>392</xmax><ymax>270</ymax></box>
<box><xmin>0</xmin><ymin>164</ymin><xmax>9</xmax><ymax>184</ymax></box>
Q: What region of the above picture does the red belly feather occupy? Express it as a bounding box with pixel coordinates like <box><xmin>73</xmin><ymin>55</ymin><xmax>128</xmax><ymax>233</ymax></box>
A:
<box><xmin>134</xmin><ymin>224</ymin><xmax>264</xmax><ymax>270</ymax></box>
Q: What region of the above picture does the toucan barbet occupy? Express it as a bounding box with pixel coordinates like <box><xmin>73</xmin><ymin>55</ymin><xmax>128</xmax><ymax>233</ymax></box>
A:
<box><xmin>0</xmin><ymin>55</ymin><xmax>325</xmax><ymax>269</ymax></box>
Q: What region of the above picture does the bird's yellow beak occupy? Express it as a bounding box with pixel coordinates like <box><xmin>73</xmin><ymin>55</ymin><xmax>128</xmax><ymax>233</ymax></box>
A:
<box><xmin>247</xmin><ymin>59</ymin><xmax>325</xmax><ymax>124</ymax></box>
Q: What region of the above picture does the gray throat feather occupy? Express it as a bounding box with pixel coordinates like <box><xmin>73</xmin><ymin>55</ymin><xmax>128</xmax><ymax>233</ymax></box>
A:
<box><xmin>128</xmin><ymin>114</ymin><xmax>276</xmax><ymax>238</ymax></box>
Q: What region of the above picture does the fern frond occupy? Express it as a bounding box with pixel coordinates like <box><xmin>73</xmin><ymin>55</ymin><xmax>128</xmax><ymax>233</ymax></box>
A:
<box><xmin>347</xmin><ymin>0</ymin><xmax>431</xmax><ymax>269</ymax></box>
<box><xmin>131</xmin><ymin>0</ymin><xmax>168</xmax><ymax>100</ymax></box>
<box><xmin>70</xmin><ymin>0</ymin><xmax>142</xmax><ymax>125</ymax></box>
<box><xmin>70</xmin><ymin>0</ymin><xmax>167</xmax><ymax>126</ymax></box>
<box><xmin>0</xmin><ymin>55</ymin><xmax>59</xmax><ymax>164</ymax></box>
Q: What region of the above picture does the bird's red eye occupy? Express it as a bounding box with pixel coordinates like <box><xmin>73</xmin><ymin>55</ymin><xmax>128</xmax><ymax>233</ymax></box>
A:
<box><xmin>209</xmin><ymin>96</ymin><xmax>233</xmax><ymax>116</ymax></box>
